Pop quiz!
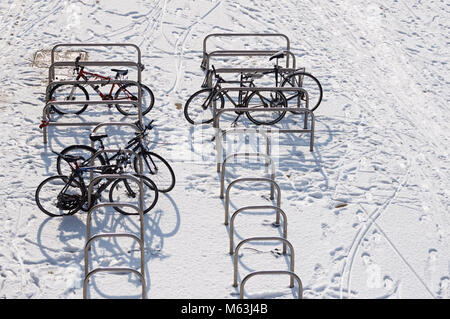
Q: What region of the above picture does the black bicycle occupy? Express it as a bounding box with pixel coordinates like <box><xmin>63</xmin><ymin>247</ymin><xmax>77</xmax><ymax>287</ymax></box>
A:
<box><xmin>184</xmin><ymin>65</ymin><xmax>288</xmax><ymax>126</ymax></box>
<box><xmin>55</xmin><ymin>120</ymin><xmax>175</xmax><ymax>193</ymax></box>
<box><xmin>35</xmin><ymin>151</ymin><xmax>158</xmax><ymax>217</ymax></box>
<box><xmin>265</xmin><ymin>51</ymin><xmax>323</xmax><ymax>112</ymax></box>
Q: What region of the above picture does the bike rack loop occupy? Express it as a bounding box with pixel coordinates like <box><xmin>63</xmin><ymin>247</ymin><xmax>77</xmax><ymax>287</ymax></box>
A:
<box><xmin>220</xmin><ymin>153</ymin><xmax>276</xmax><ymax>200</ymax></box>
<box><xmin>240</xmin><ymin>270</ymin><xmax>303</xmax><ymax>299</ymax></box>
<box><xmin>89</xmin><ymin>124</ymin><xmax>144</xmax><ymax>179</ymax></box>
<box><xmin>87</xmin><ymin>174</ymin><xmax>144</xmax><ymax>216</ymax></box>
<box><xmin>214</xmin><ymin>109</ymin><xmax>315</xmax><ymax>153</ymax></box>
<box><xmin>42</xmin><ymin>80</ymin><xmax>143</xmax><ymax>144</ymax></box>
<box><xmin>224</xmin><ymin>178</ymin><xmax>281</xmax><ymax>225</ymax></box>
<box><xmin>216</xmin><ymin>128</ymin><xmax>271</xmax><ymax>173</ymax></box>
<box><xmin>88</xmin><ymin>150</ymin><xmax>144</xmax><ymax>212</ymax></box>
<box><xmin>233</xmin><ymin>237</ymin><xmax>295</xmax><ymax>288</ymax></box>
<box><xmin>50</xmin><ymin>43</ymin><xmax>142</xmax><ymax>84</ymax></box>
<box><xmin>202</xmin><ymin>33</ymin><xmax>291</xmax><ymax>70</ymax></box>
<box><xmin>229</xmin><ymin>205</ymin><xmax>287</xmax><ymax>255</ymax></box>
<box><xmin>83</xmin><ymin>267</ymin><xmax>146</xmax><ymax>299</ymax></box>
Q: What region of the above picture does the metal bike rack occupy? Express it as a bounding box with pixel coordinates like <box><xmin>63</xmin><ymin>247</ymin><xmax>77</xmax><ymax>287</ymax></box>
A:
<box><xmin>83</xmin><ymin>268</ymin><xmax>146</xmax><ymax>299</ymax></box>
<box><xmin>233</xmin><ymin>237</ymin><xmax>295</xmax><ymax>288</ymax></box>
<box><xmin>220</xmin><ymin>153</ymin><xmax>275</xmax><ymax>199</ymax></box>
<box><xmin>216</xmin><ymin>128</ymin><xmax>271</xmax><ymax>173</ymax></box>
<box><xmin>229</xmin><ymin>205</ymin><xmax>287</xmax><ymax>254</ymax></box>
<box><xmin>224</xmin><ymin>178</ymin><xmax>281</xmax><ymax>225</ymax></box>
<box><xmin>240</xmin><ymin>270</ymin><xmax>303</xmax><ymax>299</ymax></box>
<box><xmin>88</xmin><ymin>149</ymin><xmax>144</xmax><ymax>208</ymax></box>
<box><xmin>84</xmin><ymin>174</ymin><xmax>146</xmax><ymax>299</ymax></box>
<box><xmin>41</xmin><ymin>79</ymin><xmax>144</xmax><ymax>144</ymax></box>
<box><xmin>202</xmin><ymin>33</ymin><xmax>291</xmax><ymax>70</ymax></box>
<box><xmin>50</xmin><ymin>43</ymin><xmax>143</xmax><ymax>84</ymax></box>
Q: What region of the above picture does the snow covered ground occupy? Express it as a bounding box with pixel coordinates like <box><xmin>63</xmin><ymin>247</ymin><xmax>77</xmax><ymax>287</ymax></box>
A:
<box><xmin>0</xmin><ymin>0</ymin><xmax>448</xmax><ymax>299</ymax></box>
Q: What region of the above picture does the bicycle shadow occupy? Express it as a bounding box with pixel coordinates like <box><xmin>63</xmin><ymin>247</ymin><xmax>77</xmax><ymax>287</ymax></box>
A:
<box><xmin>35</xmin><ymin>192</ymin><xmax>180</xmax><ymax>299</ymax></box>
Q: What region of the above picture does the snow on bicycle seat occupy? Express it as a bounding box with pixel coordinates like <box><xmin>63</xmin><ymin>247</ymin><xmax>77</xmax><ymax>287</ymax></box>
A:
<box><xmin>269</xmin><ymin>51</ymin><xmax>285</xmax><ymax>61</ymax></box>
<box><xmin>89</xmin><ymin>133</ymin><xmax>108</xmax><ymax>142</ymax></box>
<box><xmin>111</xmin><ymin>69</ymin><xmax>128</xmax><ymax>76</ymax></box>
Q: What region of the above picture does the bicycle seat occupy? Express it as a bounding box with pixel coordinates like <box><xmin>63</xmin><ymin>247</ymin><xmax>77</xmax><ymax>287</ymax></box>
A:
<box><xmin>111</xmin><ymin>69</ymin><xmax>128</xmax><ymax>76</ymax></box>
<box><xmin>89</xmin><ymin>133</ymin><xmax>108</xmax><ymax>142</ymax></box>
<box><xmin>269</xmin><ymin>51</ymin><xmax>285</xmax><ymax>61</ymax></box>
<box><xmin>61</xmin><ymin>154</ymin><xmax>85</xmax><ymax>163</ymax></box>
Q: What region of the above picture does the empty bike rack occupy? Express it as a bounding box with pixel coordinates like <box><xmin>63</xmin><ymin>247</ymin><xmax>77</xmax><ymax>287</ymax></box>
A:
<box><xmin>224</xmin><ymin>178</ymin><xmax>281</xmax><ymax>225</ymax></box>
<box><xmin>229</xmin><ymin>205</ymin><xmax>287</xmax><ymax>254</ymax></box>
<box><xmin>220</xmin><ymin>153</ymin><xmax>275</xmax><ymax>199</ymax></box>
<box><xmin>84</xmin><ymin>174</ymin><xmax>146</xmax><ymax>299</ymax></box>
<box><xmin>233</xmin><ymin>237</ymin><xmax>295</xmax><ymax>288</ymax></box>
<box><xmin>240</xmin><ymin>270</ymin><xmax>303</xmax><ymax>299</ymax></box>
<box><xmin>201</xmin><ymin>33</ymin><xmax>291</xmax><ymax>71</ymax></box>
<box><xmin>216</xmin><ymin>128</ymin><xmax>271</xmax><ymax>173</ymax></box>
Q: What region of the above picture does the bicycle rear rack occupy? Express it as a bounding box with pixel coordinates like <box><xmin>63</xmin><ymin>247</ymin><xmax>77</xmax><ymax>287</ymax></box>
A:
<box><xmin>83</xmin><ymin>174</ymin><xmax>146</xmax><ymax>299</ymax></box>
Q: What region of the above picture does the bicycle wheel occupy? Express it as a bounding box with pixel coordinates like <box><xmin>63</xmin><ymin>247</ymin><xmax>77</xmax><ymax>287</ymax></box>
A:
<box><xmin>108</xmin><ymin>174</ymin><xmax>158</xmax><ymax>215</ymax></box>
<box><xmin>56</xmin><ymin>145</ymin><xmax>106</xmax><ymax>185</ymax></box>
<box><xmin>281</xmin><ymin>72</ymin><xmax>323</xmax><ymax>112</ymax></box>
<box><xmin>245</xmin><ymin>91</ymin><xmax>287</xmax><ymax>125</ymax></box>
<box><xmin>133</xmin><ymin>151</ymin><xmax>175</xmax><ymax>193</ymax></box>
<box><xmin>48</xmin><ymin>84</ymin><xmax>89</xmax><ymax>115</ymax></box>
<box><xmin>35</xmin><ymin>175</ymin><xmax>84</xmax><ymax>217</ymax></box>
<box><xmin>114</xmin><ymin>83</ymin><xmax>154</xmax><ymax>116</ymax></box>
<box><xmin>184</xmin><ymin>88</ymin><xmax>224</xmax><ymax>125</ymax></box>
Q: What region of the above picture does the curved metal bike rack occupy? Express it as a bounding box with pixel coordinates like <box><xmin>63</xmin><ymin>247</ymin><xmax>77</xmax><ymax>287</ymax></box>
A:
<box><xmin>233</xmin><ymin>237</ymin><xmax>295</xmax><ymax>288</ymax></box>
<box><xmin>202</xmin><ymin>33</ymin><xmax>291</xmax><ymax>71</ymax></box>
<box><xmin>83</xmin><ymin>267</ymin><xmax>146</xmax><ymax>299</ymax></box>
<box><xmin>220</xmin><ymin>153</ymin><xmax>275</xmax><ymax>199</ymax></box>
<box><xmin>224</xmin><ymin>178</ymin><xmax>281</xmax><ymax>225</ymax></box>
<box><xmin>240</xmin><ymin>270</ymin><xmax>303</xmax><ymax>299</ymax></box>
<box><xmin>229</xmin><ymin>205</ymin><xmax>287</xmax><ymax>254</ymax></box>
<box><xmin>84</xmin><ymin>174</ymin><xmax>146</xmax><ymax>299</ymax></box>
<box><xmin>88</xmin><ymin>148</ymin><xmax>144</xmax><ymax>195</ymax></box>
<box><xmin>216</xmin><ymin>128</ymin><xmax>271</xmax><ymax>173</ymax></box>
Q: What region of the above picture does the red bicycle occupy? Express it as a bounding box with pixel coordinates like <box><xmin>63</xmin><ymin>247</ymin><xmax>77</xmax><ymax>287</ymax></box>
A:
<box><xmin>48</xmin><ymin>56</ymin><xmax>154</xmax><ymax>116</ymax></box>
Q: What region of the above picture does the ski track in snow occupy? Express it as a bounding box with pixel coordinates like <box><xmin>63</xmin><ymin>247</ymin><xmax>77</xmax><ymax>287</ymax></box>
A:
<box><xmin>0</xmin><ymin>0</ymin><xmax>448</xmax><ymax>298</ymax></box>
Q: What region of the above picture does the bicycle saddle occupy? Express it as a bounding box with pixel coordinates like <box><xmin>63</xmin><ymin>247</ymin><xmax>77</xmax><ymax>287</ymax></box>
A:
<box><xmin>269</xmin><ymin>51</ymin><xmax>285</xmax><ymax>61</ymax></box>
<box><xmin>61</xmin><ymin>154</ymin><xmax>85</xmax><ymax>163</ymax></box>
<box><xmin>89</xmin><ymin>133</ymin><xmax>108</xmax><ymax>142</ymax></box>
<box><xmin>111</xmin><ymin>69</ymin><xmax>128</xmax><ymax>76</ymax></box>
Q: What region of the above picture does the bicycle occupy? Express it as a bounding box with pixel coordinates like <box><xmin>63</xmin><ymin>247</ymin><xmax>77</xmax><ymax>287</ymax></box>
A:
<box><xmin>184</xmin><ymin>65</ymin><xmax>288</xmax><ymax>125</ymax></box>
<box><xmin>55</xmin><ymin>120</ymin><xmax>175</xmax><ymax>193</ymax></box>
<box><xmin>47</xmin><ymin>56</ymin><xmax>155</xmax><ymax>116</ymax></box>
<box><xmin>35</xmin><ymin>150</ymin><xmax>159</xmax><ymax>217</ymax></box>
<box><xmin>263</xmin><ymin>51</ymin><xmax>323</xmax><ymax>112</ymax></box>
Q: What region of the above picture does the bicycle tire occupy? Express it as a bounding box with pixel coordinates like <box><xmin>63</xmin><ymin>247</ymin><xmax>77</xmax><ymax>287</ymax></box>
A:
<box><xmin>184</xmin><ymin>88</ymin><xmax>224</xmax><ymax>125</ymax></box>
<box><xmin>281</xmin><ymin>72</ymin><xmax>323</xmax><ymax>112</ymax></box>
<box><xmin>35</xmin><ymin>175</ymin><xmax>85</xmax><ymax>217</ymax></box>
<box><xmin>245</xmin><ymin>91</ymin><xmax>287</xmax><ymax>125</ymax></box>
<box><xmin>108</xmin><ymin>174</ymin><xmax>159</xmax><ymax>215</ymax></box>
<box><xmin>133</xmin><ymin>151</ymin><xmax>175</xmax><ymax>193</ymax></box>
<box><xmin>114</xmin><ymin>83</ymin><xmax>154</xmax><ymax>116</ymax></box>
<box><xmin>48</xmin><ymin>84</ymin><xmax>89</xmax><ymax>115</ymax></box>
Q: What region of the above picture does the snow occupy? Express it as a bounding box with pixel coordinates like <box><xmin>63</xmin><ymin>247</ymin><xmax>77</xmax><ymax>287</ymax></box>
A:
<box><xmin>0</xmin><ymin>0</ymin><xmax>449</xmax><ymax>299</ymax></box>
